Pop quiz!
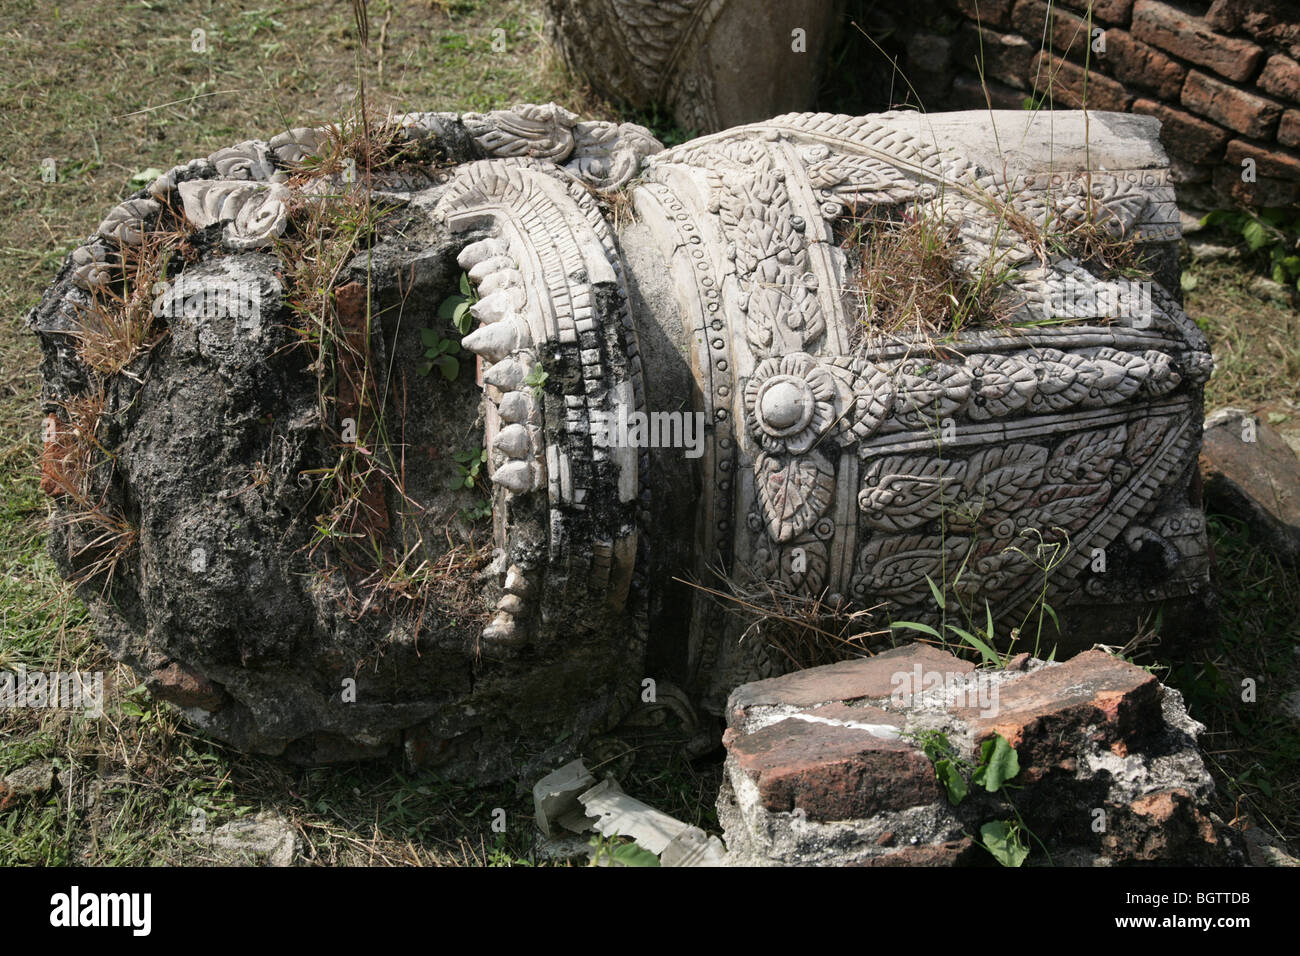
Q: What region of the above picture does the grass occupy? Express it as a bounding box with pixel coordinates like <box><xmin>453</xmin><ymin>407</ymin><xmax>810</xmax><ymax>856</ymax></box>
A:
<box><xmin>1184</xmin><ymin>258</ymin><xmax>1300</xmax><ymax>413</ymax></box>
<box><xmin>1169</xmin><ymin>515</ymin><xmax>1300</xmax><ymax>846</ymax></box>
<box><xmin>0</xmin><ymin>0</ymin><xmax>1297</xmax><ymax>864</ymax></box>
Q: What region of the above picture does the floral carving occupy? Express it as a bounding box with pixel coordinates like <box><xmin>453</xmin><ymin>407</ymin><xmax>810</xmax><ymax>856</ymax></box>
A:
<box><xmin>96</xmin><ymin>198</ymin><xmax>161</xmax><ymax>246</ymax></box>
<box><xmin>178</xmin><ymin>180</ymin><xmax>291</xmax><ymax>251</ymax></box>
<box><xmin>70</xmin><ymin>242</ymin><xmax>113</xmax><ymax>293</ymax></box>
<box><xmin>744</xmin><ymin>353</ymin><xmax>838</xmax><ymax>456</ymax></box>
<box><xmin>207</xmin><ymin>141</ymin><xmax>277</xmax><ymax>181</ymax></box>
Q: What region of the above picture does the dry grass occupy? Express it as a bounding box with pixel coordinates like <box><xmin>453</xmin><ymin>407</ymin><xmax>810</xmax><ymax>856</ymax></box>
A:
<box><xmin>679</xmin><ymin>570</ymin><xmax>890</xmax><ymax>672</ymax></box>
<box><xmin>42</xmin><ymin>387</ymin><xmax>137</xmax><ymax>594</ymax></box>
<box><xmin>69</xmin><ymin>213</ymin><xmax>188</xmax><ymax>378</ymax></box>
<box><xmin>839</xmin><ymin>202</ymin><xmax>1020</xmax><ymax>347</ymax></box>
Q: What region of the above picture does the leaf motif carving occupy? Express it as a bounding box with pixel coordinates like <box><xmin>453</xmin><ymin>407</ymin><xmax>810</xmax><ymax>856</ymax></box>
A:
<box><xmin>859</xmin><ymin>455</ymin><xmax>968</xmax><ymax>531</ymax></box>
<box><xmin>959</xmin><ymin>444</ymin><xmax>1048</xmax><ymax>525</ymax></box>
<box><xmin>755</xmin><ymin>449</ymin><xmax>835</xmax><ymax>543</ymax></box>
<box><xmin>853</xmin><ymin>533</ymin><xmax>972</xmax><ymax>602</ymax></box>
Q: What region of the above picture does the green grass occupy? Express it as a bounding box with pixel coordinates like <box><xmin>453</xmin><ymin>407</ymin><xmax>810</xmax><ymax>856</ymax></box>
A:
<box><xmin>1169</xmin><ymin>515</ymin><xmax>1300</xmax><ymax>844</ymax></box>
<box><xmin>1184</xmin><ymin>258</ymin><xmax>1300</xmax><ymax>412</ymax></box>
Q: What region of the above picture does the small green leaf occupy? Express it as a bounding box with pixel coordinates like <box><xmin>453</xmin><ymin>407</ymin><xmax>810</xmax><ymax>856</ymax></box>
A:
<box><xmin>1242</xmin><ymin>218</ymin><xmax>1270</xmax><ymax>251</ymax></box>
<box><xmin>421</xmin><ymin>328</ymin><xmax>441</xmax><ymax>347</ymax></box>
<box><xmin>459</xmin><ymin>272</ymin><xmax>471</xmax><ymax>296</ymax></box>
<box><xmin>892</xmin><ymin>621</ymin><xmax>943</xmax><ymax>640</ymax></box>
<box><xmin>972</xmin><ymin>734</ymin><xmax>1020</xmax><ymax>793</ymax></box>
<box><xmin>947</xmin><ymin>625</ymin><xmax>1000</xmax><ymax>667</ymax></box>
<box><xmin>606</xmin><ymin>842</ymin><xmax>660</xmax><ymax>867</ymax></box>
<box><xmin>435</xmin><ymin>355</ymin><xmax>459</xmax><ymax>381</ymax></box>
<box><xmin>925</xmin><ymin>574</ymin><xmax>946</xmax><ymax>611</ymax></box>
<box><xmin>128</xmin><ymin>167</ymin><xmax>164</xmax><ymax>190</ymax></box>
<box><xmin>453</xmin><ymin>300</ymin><xmax>472</xmax><ymax>334</ymax></box>
<box><xmin>980</xmin><ymin>820</ymin><xmax>1029</xmax><ymax>867</ymax></box>
<box><xmin>935</xmin><ymin>758</ymin><xmax>968</xmax><ymax>805</ymax></box>
<box><xmin>437</xmin><ymin>296</ymin><xmax>464</xmax><ymax>320</ymax></box>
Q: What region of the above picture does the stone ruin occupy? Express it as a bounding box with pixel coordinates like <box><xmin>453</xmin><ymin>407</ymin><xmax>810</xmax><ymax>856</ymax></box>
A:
<box><xmin>718</xmin><ymin>644</ymin><xmax>1242</xmax><ymax>866</ymax></box>
<box><xmin>542</xmin><ymin>1</ymin><xmax>1300</xmax><ymax>212</ymax></box>
<box><xmin>30</xmin><ymin>104</ymin><xmax>1216</xmax><ymax>800</ymax></box>
<box><xmin>543</xmin><ymin>0</ymin><xmax>844</xmax><ymax>133</ymax></box>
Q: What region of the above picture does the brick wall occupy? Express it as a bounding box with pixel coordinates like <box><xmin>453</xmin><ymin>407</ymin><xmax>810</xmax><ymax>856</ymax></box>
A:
<box><xmin>878</xmin><ymin>0</ymin><xmax>1300</xmax><ymax>210</ymax></box>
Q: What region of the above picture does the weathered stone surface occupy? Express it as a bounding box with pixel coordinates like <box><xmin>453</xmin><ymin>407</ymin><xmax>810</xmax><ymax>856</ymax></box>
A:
<box><xmin>543</xmin><ymin>0</ymin><xmax>845</xmax><ymax>133</ymax></box>
<box><xmin>720</xmin><ymin>649</ymin><xmax>1243</xmax><ymax>866</ymax></box>
<box><xmin>30</xmin><ymin>106</ymin><xmax>1213</xmax><ymax>775</ymax></box>
<box><xmin>148</xmin><ymin>661</ymin><xmax>225</xmax><ymax>712</ymax></box>
<box><xmin>1200</xmin><ymin>408</ymin><xmax>1300</xmax><ymax>563</ymax></box>
<box><xmin>0</xmin><ymin>762</ymin><xmax>56</xmax><ymax>805</ymax></box>
<box><xmin>955</xmin><ymin>649</ymin><xmax>1161</xmax><ymax>771</ymax></box>
<box><xmin>728</xmin><ymin>643</ymin><xmax>973</xmax><ymax>724</ymax></box>
<box><xmin>856</xmin><ymin>837</ymin><xmax>980</xmax><ymax>866</ymax></box>
<box><xmin>205</xmin><ymin>811</ymin><xmax>300</xmax><ymax>866</ymax></box>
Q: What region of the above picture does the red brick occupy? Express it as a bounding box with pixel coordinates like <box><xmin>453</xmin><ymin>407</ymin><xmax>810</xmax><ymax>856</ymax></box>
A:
<box><xmin>959</xmin><ymin>24</ymin><xmax>1037</xmax><ymax>90</ymax></box>
<box><xmin>1209</xmin><ymin>1</ymin><xmax>1300</xmax><ymax>59</ymax></box>
<box><xmin>951</xmin><ymin>71</ymin><xmax>1027</xmax><ymax>109</ymax></box>
<box><xmin>1225</xmin><ymin>138</ymin><xmax>1300</xmax><ymax>182</ymax></box>
<box><xmin>1258</xmin><ymin>55</ymin><xmax>1300</xmax><ymax>104</ymax></box>
<box><xmin>1212</xmin><ymin>164</ymin><xmax>1300</xmax><ymax>207</ymax></box>
<box><xmin>1280</xmin><ymin>109</ymin><xmax>1300</xmax><ymax>148</ymax></box>
<box><xmin>858</xmin><ymin>837</ymin><xmax>981</xmax><ymax>866</ymax></box>
<box><xmin>1058</xmin><ymin>0</ymin><xmax>1136</xmax><ymax>23</ymax></box>
<box><xmin>1031</xmin><ymin>51</ymin><xmax>1133</xmax><ymax>110</ymax></box>
<box><xmin>1132</xmin><ymin>96</ymin><xmax>1231</xmax><ymax>162</ymax></box>
<box><xmin>1101</xmin><ymin>788</ymin><xmax>1225</xmax><ymax>863</ymax></box>
<box><xmin>1132</xmin><ymin>0</ymin><xmax>1265</xmax><ymax>83</ymax></box>
<box><xmin>1205</xmin><ymin>0</ymin><xmax>1248</xmax><ymax>31</ymax></box>
<box><xmin>724</xmin><ymin>717</ymin><xmax>941</xmax><ymax>821</ymax></box>
<box><xmin>957</xmin><ymin>0</ymin><xmax>1016</xmax><ymax>28</ymax></box>
<box><xmin>727</xmin><ymin>643</ymin><xmax>973</xmax><ymax>724</ymax></box>
<box><xmin>952</xmin><ymin>649</ymin><xmax>1161</xmax><ymax>769</ymax></box>
<box><xmin>1182</xmin><ymin>70</ymin><xmax>1284</xmax><ymax>138</ymax></box>
<box><xmin>1102</xmin><ymin>29</ymin><xmax>1186</xmax><ymax>99</ymax></box>
<box><xmin>1012</xmin><ymin>0</ymin><xmax>1091</xmax><ymax>58</ymax></box>
<box><xmin>149</xmin><ymin>661</ymin><xmax>224</xmax><ymax>711</ymax></box>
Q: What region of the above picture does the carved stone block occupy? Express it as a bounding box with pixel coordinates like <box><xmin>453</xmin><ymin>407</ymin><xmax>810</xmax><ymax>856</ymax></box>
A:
<box><xmin>29</xmin><ymin>106</ymin><xmax>1211</xmax><ymax>770</ymax></box>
